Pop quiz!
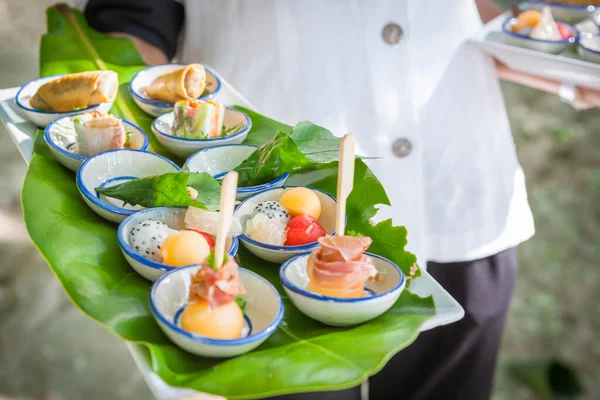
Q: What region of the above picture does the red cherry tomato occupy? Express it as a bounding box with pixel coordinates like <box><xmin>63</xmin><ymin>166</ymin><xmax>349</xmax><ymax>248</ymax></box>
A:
<box><xmin>557</xmin><ymin>23</ymin><xmax>572</xmax><ymax>40</ymax></box>
<box><xmin>189</xmin><ymin>230</ymin><xmax>215</xmax><ymax>249</ymax></box>
<box><xmin>285</xmin><ymin>215</ymin><xmax>326</xmax><ymax>246</ymax></box>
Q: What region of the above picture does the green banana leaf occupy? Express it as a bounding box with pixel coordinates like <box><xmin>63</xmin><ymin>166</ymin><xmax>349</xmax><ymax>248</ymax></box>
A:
<box><xmin>21</xmin><ymin>5</ymin><xmax>435</xmax><ymax>398</ymax></box>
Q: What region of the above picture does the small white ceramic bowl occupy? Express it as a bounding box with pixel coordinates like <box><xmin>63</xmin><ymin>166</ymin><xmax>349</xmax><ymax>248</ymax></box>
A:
<box><xmin>578</xmin><ymin>34</ymin><xmax>600</xmax><ymax>63</ymax></box>
<box><xmin>235</xmin><ymin>187</ymin><xmax>337</xmax><ymax>264</ymax></box>
<box><xmin>130</xmin><ymin>64</ymin><xmax>222</xmax><ymax>117</ymax></box>
<box><xmin>151</xmin><ymin>108</ymin><xmax>252</xmax><ymax>158</ymax></box>
<box><xmin>501</xmin><ymin>17</ymin><xmax>578</xmax><ymax>54</ymax></box>
<box><xmin>76</xmin><ymin>149</ymin><xmax>180</xmax><ymax>223</ymax></box>
<box><xmin>522</xmin><ymin>1</ymin><xmax>597</xmax><ymax>21</ymax></box>
<box><xmin>150</xmin><ymin>265</ymin><xmax>284</xmax><ymax>357</ymax></box>
<box><xmin>15</xmin><ymin>74</ymin><xmax>114</xmax><ymax>128</ymax></box>
<box><xmin>184</xmin><ymin>144</ymin><xmax>289</xmax><ymax>200</ymax></box>
<box><xmin>44</xmin><ymin>114</ymin><xmax>149</xmax><ymax>172</ymax></box>
<box><xmin>280</xmin><ymin>252</ymin><xmax>405</xmax><ymax>326</ymax></box>
<box><xmin>118</xmin><ymin>207</ymin><xmax>239</xmax><ymax>281</ymax></box>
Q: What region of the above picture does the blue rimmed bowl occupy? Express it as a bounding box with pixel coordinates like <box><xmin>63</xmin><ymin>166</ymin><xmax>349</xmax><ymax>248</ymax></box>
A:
<box><xmin>184</xmin><ymin>144</ymin><xmax>289</xmax><ymax>200</ymax></box>
<box><xmin>15</xmin><ymin>74</ymin><xmax>114</xmax><ymax>128</ymax></box>
<box><xmin>151</xmin><ymin>108</ymin><xmax>251</xmax><ymax>158</ymax></box>
<box><xmin>150</xmin><ymin>265</ymin><xmax>284</xmax><ymax>357</ymax></box>
<box><xmin>44</xmin><ymin>114</ymin><xmax>149</xmax><ymax>172</ymax></box>
<box><xmin>501</xmin><ymin>17</ymin><xmax>578</xmax><ymax>53</ymax></box>
<box><xmin>522</xmin><ymin>1</ymin><xmax>598</xmax><ymax>21</ymax></box>
<box><xmin>118</xmin><ymin>206</ymin><xmax>239</xmax><ymax>281</ymax></box>
<box><xmin>76</xmin><ymin>149</ymin><xmax>180</xmax><ymax>223</ymax></box>
<box><xmin>130</xmin><ymin>64</ymin><xmax>222</xmax><ymax>117</ymax></box>
<box><xmin>280</xmin><ymin>252</ymin><xmax>406</xmax><ymax>326</ymax></box>
<box><xmin>579</xmin><ymin>34</ymin><xmax>600</xmax><ymax>63</ymax></box>
<box><xmin>234</xmin><ymin>187</ymin><xmax>338</xmax><ymax>264</ymax></box>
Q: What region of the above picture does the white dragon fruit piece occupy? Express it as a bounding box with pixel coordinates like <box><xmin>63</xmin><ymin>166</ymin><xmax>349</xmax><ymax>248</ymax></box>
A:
<box><xmin>128</xmin><ymin>219</ymin><xmax>179</xmax><ymax>262</ymax></box>
<box><xmin>252</xmin><ymin>201</ymin><xmax>291</xmax><ymax>225</ymax></box>
<box><xmin>184</xmin><ymin>206</ymin><xmax>243</xmax><ymax>237</ymax></box>
<box><xmin>245</xmin><ymin>213</ymin><xmax>287</xmax><ymax>246</ymax></box>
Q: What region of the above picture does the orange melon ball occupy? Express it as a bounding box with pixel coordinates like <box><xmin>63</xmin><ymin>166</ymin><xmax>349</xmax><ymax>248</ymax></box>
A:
<box><xmin>180</xmin><ymin>299</ymin><xmax>244</xmax><ymax>339</ymax></box>
<box><xmin>513</xmin><ymin>10</ymin><xmax>542</xmax><ymax>32</ymax></box>
<box><xmin>279</xmin><ymin>187</ymin><xmax>321</xmax><ymax>219</ymax></box>
<box><xmin>160</xmin><ymin>230</ymin><xmax>211</xmax><ymax>267</ymax></box>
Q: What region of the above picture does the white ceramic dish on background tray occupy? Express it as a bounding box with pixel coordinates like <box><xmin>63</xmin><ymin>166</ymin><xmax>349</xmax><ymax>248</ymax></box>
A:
<box><xmin>469</xmin><ymin>11</ymin><xmax>600</xmax><ymax>90</ymax></box>
<box><xmin>578</xmin><ymin>34</ymin><xmax>600</xmax><ymax>63</ymax></box>
<box><xmin>501</xmin><ymin>17</ymin><xmax>578</xmax><ymax>54</ymax></box>
<box><xmin>521</xmin><ymin>0</ymin><xmax>599</xmax><ymax>21</ymax></box>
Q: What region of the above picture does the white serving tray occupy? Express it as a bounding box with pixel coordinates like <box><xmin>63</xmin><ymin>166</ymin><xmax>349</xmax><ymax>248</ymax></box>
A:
<box><xmin>469</xmin><ymin>11</ymin><xmax>600</xmax><ymax>90</ymax></box>
<box><xmin>0</xmin><ymin>79</ymin><xmax>464</xmax><ymax>399</ymax></box>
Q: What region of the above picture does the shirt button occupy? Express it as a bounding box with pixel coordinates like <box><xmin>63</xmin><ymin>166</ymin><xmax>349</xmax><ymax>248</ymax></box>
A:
<box><xmin>382</xmin><ymin>23</ymin><xmax>403</xmax><ymax>45</ymax></box>
<box><xmin>392</xmin><ymin>138</ymin><xmax>412</xmax><ymax>157</ymax></box>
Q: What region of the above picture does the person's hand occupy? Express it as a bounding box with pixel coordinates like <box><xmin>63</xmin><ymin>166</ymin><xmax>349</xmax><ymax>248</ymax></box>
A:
<box><xmin>108</xmin><ymin>32</ymin><xmax>168</xmax><ymax>65</ymax></box>
<box><xmin>578</xmin><ymin>87</ymin><xmax>600</xmax><ymax>109</ymax></box>
<box><xmin>495</xmin><ymin>60</ymin><xmax>600</xmax><ymax>110</ymax></box>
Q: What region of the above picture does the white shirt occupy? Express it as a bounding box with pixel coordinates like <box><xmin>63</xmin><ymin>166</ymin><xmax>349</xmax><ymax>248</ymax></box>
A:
<box><xmin>180</xmin><ymin>0</ymin><xmax>535</xmax><ymax>264</ymax></box>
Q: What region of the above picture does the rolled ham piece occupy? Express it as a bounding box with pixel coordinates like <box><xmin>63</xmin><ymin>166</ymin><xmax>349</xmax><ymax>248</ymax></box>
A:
<box><xmin>145</xmin><ymin>64</ymin><xmax>206</xmax><ymax>103</ymax></box>
<box><xmin>307</xmin><ymin>236</ymin><xmax>377</xmax><ymax>298</ymax></box>
<box><xmin>189</xmin><ymin>256</ymin><xmax>247</xmax><ymax>309</ymax></box>
<box><xmin>74</xmin><ymin>113</ymin><xmax>126</xmax><ymax>157</ymax></box>
<box><xmin>30</xmin><ymin>71</ymin><xmax>118</xmax><ymax>112</ymax></box>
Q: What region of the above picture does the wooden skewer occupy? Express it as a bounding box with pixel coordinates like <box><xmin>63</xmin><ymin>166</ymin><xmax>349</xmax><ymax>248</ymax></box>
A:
<box><xmin>214</xmin><ymin>171</ymin><xmax>238</xmax><ymax>269</ymax></box>
<box><xmin>335</xmin><ymin>133</ymin><xmax>355</xmax><ymax>237</ymax></box>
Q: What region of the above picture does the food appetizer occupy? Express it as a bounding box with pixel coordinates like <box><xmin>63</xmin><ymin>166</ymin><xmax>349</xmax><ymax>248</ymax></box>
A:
<box><xmin>145</xmin><ymin>63</ymin><xmax>206</xmax><ymax>103</ymax></box>
<box><xmin>280</xmin><ymin>134</ymin><xmax>406</xmax><ymax>326</ymax></box>
<box><xmin>245</xmin><ymin>187</ymin><xmax>326</xmax><ymax>246</ymax></box>
<box><xmin>180</xmin><ymin>255</ymin><xmax>248</xmax><ymax>339</ymax></box>
<box><xmin>29</xmin><ymin>70</ymin><xmax>118</xmax><ymax>112</ymax></box>
<box><xmin>503</xmin><ymin>7</ymin><xmax>578</xmax><ymax>55</ymax></box>
<box><xmin>235</xmin><ymin>186</ymin><xmax>337</xmax><ymax>263</ymax></box>
<box><xmin>118</xmin><ymin>206</ymin><xmax>241</xmax><ymax>280</ymax></box>
<box><xmin>510</xmin><ymin>8</ymin><xmax>573</xmax><ymax>40</ymax></box>
<box><xmin>73</xmin><ymin>112</ymin><xmax>128</xmax><ymax>157</ymax></box>
<box><xmin>150</xmin><ymin>171</ymin><xmax>284</xmax><ymax>357</ymax></box>
<box><xmin>172</xmin><ymin>99</ymin><xmax>229</xmax><ymax>139</ymax></box>
<box><xmin>45</xmin><ymin>112</ymin><xmax>149</xmax><ymax>172</ymax></box>
<box><xmin>127</xmin><ymin>207</ymin><xmax>241</xmax><ymax>267</ymax></box>
<box><xmin>151</xmin><ymin>102</ymin><xmax>252</xmax><ymax>157</ymax></box>
<box><xmin>306</xmin><ymin>235</ymin><xmax>378</xmax><ymax>298</ymax></box>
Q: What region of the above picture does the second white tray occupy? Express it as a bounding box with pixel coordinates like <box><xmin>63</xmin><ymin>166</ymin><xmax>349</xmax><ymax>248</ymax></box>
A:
<box><xmin>469</xmin><ymin>12</ymin><xmax>600</xmax><ymax>90</ymax></box>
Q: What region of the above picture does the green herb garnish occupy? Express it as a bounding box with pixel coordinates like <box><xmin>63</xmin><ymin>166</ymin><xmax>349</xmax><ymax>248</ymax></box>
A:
<box><xmin>345</xmin><ymin>230</ymin><xmax>363</xmax><ymax>237</ymax></box>
<box><xmin>206</xmin><ymin>250</ymin><xmax>228</xmax><ymax>271</ymax></box>
<box><xmin>124</xmin><ymin>131</ymin><xmax>133</xmax><ymax>148</ymax></box>
<box><xmin>235</xmin><ymin>297</ymin><xmax>247</xmax><ymax>313</ymax></box>
<box><xmin>222</xmin><ymin>123</ymin><xmax>244</xmax><ymax>137</ymax></box>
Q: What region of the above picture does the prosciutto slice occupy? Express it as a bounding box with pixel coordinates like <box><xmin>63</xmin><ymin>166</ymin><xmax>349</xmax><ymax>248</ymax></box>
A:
<box><xmin>188</xmin><ymin>256</ymin><xmax>247</xmax><ymax>308</ymax></box>
<box><xmin>308</xmin><ymin>236</ymin><xmax>377</xmax><ymax>292</ymax></box>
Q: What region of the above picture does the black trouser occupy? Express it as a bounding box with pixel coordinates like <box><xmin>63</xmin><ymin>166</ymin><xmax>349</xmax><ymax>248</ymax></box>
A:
<box><xmin>268</xmin><ymin>248</ymin><xmax>517</xmax><ymax>400</ymax></box>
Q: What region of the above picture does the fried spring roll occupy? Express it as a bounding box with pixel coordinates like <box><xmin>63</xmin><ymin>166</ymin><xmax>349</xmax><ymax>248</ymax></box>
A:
<box><xmin>30</xmin><ymin>71</ymin><xmax>118</xmax><ymax>112</ymax></box>
<box><xmin>145</xmin><ymin>64</ymin><xmax>206</xmax><ymax>103</ymax></box>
